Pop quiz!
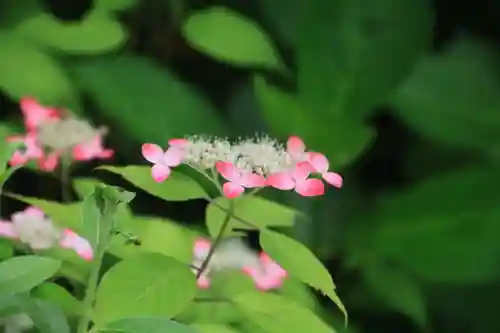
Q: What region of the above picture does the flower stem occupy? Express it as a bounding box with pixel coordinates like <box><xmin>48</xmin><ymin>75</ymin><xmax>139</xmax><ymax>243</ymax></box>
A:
<box><xmin>60</xmin><ymin>155</ymin><xmax>71</xmax><ymax>203</ymax></box>
<box><xmin>196</xmin><ymin>200</ymin><xmax>235</xmax><ymax>279</ymax></box>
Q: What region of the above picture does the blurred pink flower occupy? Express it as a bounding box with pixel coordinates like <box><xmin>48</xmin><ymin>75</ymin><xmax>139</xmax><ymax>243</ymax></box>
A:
<box><xmin>141</xmin><ymin>143</ymin><xmax>184</xmax><ymax>182</ymax></box>
<box><xmin>73</xmin><ymin>135</ymin><xmax>114</xmax><ymax>161</ymax></box>
<box><xmin>266</xmin><ymin>161</ymin><xmax>325</xmax><ymax>197</ymax></box>
<box><xmin>243</xmin><ymin>252</ymin><xmax>287</xmax><ymax>291</ymax></box>
<box><xmin>20</xmin><ymin>97</ymin><xmax>61</xmax><ymax>132</ymax></box>
<box><xmin>192</xmin><ymin>238</ymin><xmax>212</xmax><ymax>288</ymax></box>
<box><xmin>0</xmin><ymin>207</ymin><xmax>93</xmax><ymax>260</ymax></box>
<box><xmin>215</xmin><ymin>161</ymin><xmax>266</xmax><ymax>198</ymax></box>
<box><xmin>6</xmin><ymin>134</ymin><xmax>43</xmax><ymax>167</ymax></box>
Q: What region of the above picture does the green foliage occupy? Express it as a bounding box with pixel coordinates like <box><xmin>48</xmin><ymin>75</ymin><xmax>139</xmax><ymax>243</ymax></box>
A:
<box><xmin>100</xmin><ymin>166</ymin><xmax>209</xmax><ymax>201</ymax></box>
<box><xmin>13</xmin><ymin>11</ymin><xmax>126</xmax><ymax>54</ymax></box>
<box><xmin>191</xmin><ymin>324</ymin><xmax>241</xmax><ymax>333</ymax></box>
<box><xmin>362</xmin><ymin>262</ymin><xmax>426</xmax><ymax>326</ymax></box>
<box><xmin>205</xmin><ymin>195</ymin><xmax>299</xmax><ymax>237</ymax></box>
<box><xmin>183</xmin><ymin>7</ymin><xmax>283</xmax><ymax>70</ymax></box>
<box><xmin>232</xmin><ymin>292</ymin><xmax>335</xmax><ymax>333</ymax></box>
<box><xmin>0</xmin><ymin>256</ymin><xmax>61</xmax><ymax>294</ymax></box>
<box><xmin>70</xmin><ymin>56</ymin><xmax>227</xmax><ymax>145</ymax></box>
<box><xmin>97</xmin><ymin>317</ymin><xmax>199</xmax><ymax>333</ymax></box>
<box><xmin>92</xmin><ymin>0</ymin><xmax>139</xmax><ymax>14</ymax></box>
<box><xmin>391</xmin><ymin>35</ymin><xmax>500</xmax><ymax>155</ymax></box>
<box><xmin>32</xmin><ymin>282</ymin><xmax>81</xmax><ymax>318</ymax></box>
<box><xmin>0</xmin><ymin>32</ymin><xmax>77</xmax><ymax>105</ymax></box>
<box><xmin>260</xmin><ymin>229</ymin><xmax>347</xmax><ymax>322</ymax></box>
<box><xmin>297</xmin><ymin>0</ymin><xmax>434</xmax><ymax>119</ymax></box>
<box><xmin>10</xmin><ymin>295</ymin><xmax>71</xmax><ymax>333</ymax></box>
<box><xmin>347</xmin><ymin>166</ymin><xmax>500</xmax><ymax>284</ymax></box>
<box><xmin>254</xmin><ymin>75</ymin><xmax>373</xmax><ymax>169</ymax></box>
<box><xmin>93</xmin><ymin>253</ymin><xmax>197</xmax><ymax>326</ymax></box>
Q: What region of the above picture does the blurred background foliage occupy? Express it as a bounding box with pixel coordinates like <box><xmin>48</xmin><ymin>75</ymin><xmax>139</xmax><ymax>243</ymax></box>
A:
<box><xmin>0</xmin><ymin>0</ymin><xmax>499</xmax><ymax>332</ymax></box>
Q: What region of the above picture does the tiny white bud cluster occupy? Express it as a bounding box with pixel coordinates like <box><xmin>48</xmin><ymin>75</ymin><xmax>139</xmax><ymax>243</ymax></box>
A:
<box><xmin>180</xmin><ymin>135</ymin><xmax>305</xmax><ymax>176</ymax></box>
<box><xmin>11</xmin><ymin>210</ymin><xmax>61</xmax><ymax>250</ymax></box>
<box><xmin>37</xmin><ymin>118</ymin><xmax>105</xmax><ymax>151</ymax></box>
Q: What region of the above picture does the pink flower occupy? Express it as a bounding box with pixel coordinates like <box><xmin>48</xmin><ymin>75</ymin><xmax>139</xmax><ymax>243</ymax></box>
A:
<box><xmin>141</xmin><ymin>143</ymin><xmax>184</xmax><ymax>182</ymax></box>
<box><xmin>215</xmin><ymin>161</ymin><xmax>266</xmax><ymax>199</ymax></box>
<box><xmin>20</xmin><ymin>97</ymin><xmax>60</xmax><ymax>132</ymax></box>
<box><xmin>73</xmin><ymin>135</ymin><xmax>114</xmax><ymax>161</ymax></box>
<box><xmin>38</xmin><ymin>151</ymin><xmax>61</xmax><ymax>172</ymax></box>
<box><xmin>243</xmin><ymin>253</ymin><xmax>287</xmax><ymax>291</ymax></box>
<box><xmin>192</xmin><ymin>238</ymin><xmax>212</xmax><ymax>288</ymax></box>
<box><xmin>168</xmin><ymin>138</ymin><xmax>189</xmax><ymax>146</ymax></box>
<box><xmin>286</xmin><ymin>136</ymin><xmax>309</xmax><ymax>161</ymax></box>
<box><xmin>308</xmin><ymin>153</ymin><xmax>343</xmax><ymax>188</ymax></box>
<box><xmin>0</xmin><ymin>220</ymin><xmax>18</xmax><ymax>239</ymax></box>
<box><xmin>266</xmin><ymin>162</ymin><xmax>325</xmax><ymax>197</ymax></box>
<box><xmin>59</xmin><ymin>229</ymin><xmax>93</xmax><ymax>261</ymax></box>
<box><xmin>6</xmin><ymin>134</ymin><xmax>43</xmax><ymax>167</ymax></box>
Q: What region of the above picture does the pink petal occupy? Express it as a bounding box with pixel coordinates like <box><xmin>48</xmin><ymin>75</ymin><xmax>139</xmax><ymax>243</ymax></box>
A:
<box><xmin>266</xmin><ymin>172</ymin><xmax>295</xmax><ymax>190</ymax></box>
<box><xmin>9</xmin><ymin>151</ymin><xmax>28</xmax><ymax>166</ymax></box>
<box><xmin>239</xmin><ymin>173</ymin><xmax>266</xmax><ymax>188</ymax></box>
<box><xmin>59</xmin><ymin>229</ymin><xmax>93</xmax><ymax>261</ymax></box>
<box><xmin>292</xmin><ymin>162</ymin><xmax>313</xmax><ymax>181</ymax></box>
<box><xmin>38</xmin><ymin>152</ymin><xmax>60</xmax><ymax>172</ymax></box>
<box><xmin>194</xmin><ymin>238</ymin><xmax>212</xmax><ymax>257</ymax></box>
<box><xmin>0</xmin><ymin>221</ymin><xmax>18</xmax><ymax>239</ymax></box>
<box><xmin>322</xmin><ymin>172</ymin><xmax>343</xmax><ymax>188</ymax></box>
<box><xmin>73</xmin><ymin>136</ymin><xmax>113</xmax><ymax>161</ymax></box>
<box><xmin>163</xmin><ymin>147</ymin><xmax>183</xmax><ymax>167</ymax></box>
<box><xmin>151</xmin><ymin>164</ymin><xmax>171</xmax><ymax>182</ymax></box>
<box><xmin>295</xmin><ymin>178</ymin><xmax>325</xmax><ymax>197</ymax></box>
<box><xmin>141</xmin><ymin>143</ymin><xmax>164</xmax><ymax>164</ymax></box>
<box><xmin>222</xmin><ymin>182</ymin><xmax>245</xmax><ymax>199</ymax></box>
<box><xmin>197</xmin><ymin>275</ymin><xmax>211</xmax><ymax>289</ymax></box>
<box><xmin>20</xmin><ymin>97</ymin><xmax>60</xmax><ymax>131</ymax></box>
<box><xmin>287</xmin><ymin>136</ymin><xmax>306</xmax><ymax>156</ymax></box>
<box><xmin>22</xmin><ymin>207</ymin><xmax>45</xmax><ymax>219</ymax></box>
<box><xmin>168</xmin><ymin>138</ymin><xmax>188</xmax><ymax>146</ymax></box>
<box><xmin>216</xmin><ymin>161</ymin><xmax>241</xmax><ymax>182</ymax></box>
<box><xmin>98</xmin><ymin>149</ymin><xmax>114</xmax><ymax>159</ymax></box>
<box><xmin>261</xmin><ymin>253</ymin><xmax>287</xmax><ymax>279</ymax></box>
<box><xmin>308</xmin><ymin>152</ymin><xmax>329</xmax><ymax>173</ymax></box>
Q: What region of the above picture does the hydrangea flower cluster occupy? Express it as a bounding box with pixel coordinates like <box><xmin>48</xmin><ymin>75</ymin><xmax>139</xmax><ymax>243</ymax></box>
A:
<box><xmin>0</xmin><ymin>207</ymin><xmax>93</xmax><ymax>261</ymax></box>
<box><xmin>192</xmin><ymin>237</ymin><xmax>287</xmax><ymax>291</ymax></box>
<box><xmin>7</xmin><ymin>98</ymin><xmax>113</xmax><ymax>172</ymax></box>
<box><xmin>142</xmin><ymin>135</ymin><xmax>343</xmax><ymax>198</ymax></box>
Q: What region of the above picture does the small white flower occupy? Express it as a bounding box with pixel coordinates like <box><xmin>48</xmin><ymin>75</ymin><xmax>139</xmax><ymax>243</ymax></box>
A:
<box><xmin>37</xmin><ymin>117</ymin><xmax>106</xmax><ymax>151</ymax></box>
<box><xmin>11</xmin><ymin>207</ymin><xmax>61</xmax><ymax>250</ymax></box>
<box><xmin>1</xmin><ymin>313</ymin><xmax>33</xmax><ymax>333</ymax></box>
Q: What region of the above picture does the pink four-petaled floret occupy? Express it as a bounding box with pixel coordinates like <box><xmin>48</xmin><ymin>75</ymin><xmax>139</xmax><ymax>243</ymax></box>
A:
<box><xmin>141</xmin><ymin>143</ymin><xmax>184</xmax><ymax>183</ymax></box>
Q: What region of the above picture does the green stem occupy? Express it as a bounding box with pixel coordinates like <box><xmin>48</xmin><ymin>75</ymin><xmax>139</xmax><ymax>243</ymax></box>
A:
<box><xmin>60</xmin><ymin>155</ymin><xmax>71</xmax><ymax>203</ymax></box>
<box><xmin>196</xmin><ymin>200</ymin><xmax>235</xmax><ymax>279</ymax></box>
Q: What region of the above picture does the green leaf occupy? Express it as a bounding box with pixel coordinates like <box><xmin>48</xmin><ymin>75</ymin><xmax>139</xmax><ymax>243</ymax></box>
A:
<box><xmin>100</xmin><ymin>165</ymin><xmax>209</xmax><ymax>201</ymax></box>
<box><xmin>73</xmin><ymin>178</ymin><xmax>101</xmax><ymax>199</ymax></box>
<box><xmin>0</xmin><ymin>141</ymin><xmax>23</xmax><ymax>175</ymax></box>
<box><xmin>279</xmin><ymin>278</ymin><xmax>317</xmax><ymax>310</ymax></box>
<box><xmin>297</xmin><ymin>0</ymin><xmax>434</xmax><ymax>118</ymax></box>
<box><xmin>81</xmin><ymin>187</ymin><xmax>106</xmax><ymax>251</ymax></box>
<box><xmin>13</xmin><ymin>296</ymin><xmax>70</xmax><ymax>333</ymax></box>
<box><xmin>259</xmin><ymin>229</ymin><xmax>347</xmax><ymax>322</ymax></box>
<box><xmin>206</xmin><ymin>196</ymin><xmax>300</xmax><ymax>238</ymax></box>
<box><xmin>70</xmin><ymin>56</ymin><xmax>226</xmax><ymax>145</ymax></box>
<box><xmin>182</xmin><ymin>6</ymin><xmax>282</xmax><ymax>70</ymax></box>
<box><xmin>191</xmin><ymin>324</ymin><xmax>241</xmax><ymax>333</ymax></box>
<box><xmin>32</xmin><ymin>282</ymin><xmax>81</xmax><ymax>318</ymax></box>
<box><xmin>391</xmin><ymin>36</ymin><xmax>500</xmax><ymax>155</ymax></box>
<box><xmin>254</xmin><ymin>75</ymin><xmax>373</xmax><ymax>169</ymax></box>
<box><xmin>97</xmin><ymin>316</ymin><xmax>199</xmax><ymax>333</ymax></box>
<box><xmin>14</xmin><ymin>11</ymin><xmax>127</xmax><ymax>54</ymax></box>
<box><xmin>0</xmin><ymin>256</ymin><xmax>61</xmax><ymax>294</ymax></box>
<box><xmin>0</xmin><ymin>240</ymin><xmax>14</xmax><ymax>260</ymax></box>
<box><xmin>357</xmin><ymin>166</ymin><xmax>500</xmax><ymax>283</ymax></box>
<box><xmin>232</xmin><ymin>292</ymin><xmax>336</xmax><ymax>333</ymax></box>
<box><xmin>0</xmin><ymin>32</ymin><xmax>77</xmax><ymax>106</ymax></box>
<box><xmin>93</xmin><ymin>0</ymin><xmax>139</xmax><ymax>13</ymax></box>
<box><xmin>363</xmin><ymin>263</ymin><xmax>426</xmax><ymax>327</ymax></box>
<box><xmin>93</xmin><ymin>253</ymin><xmax>197</xmax><ymax>326</ymax></box>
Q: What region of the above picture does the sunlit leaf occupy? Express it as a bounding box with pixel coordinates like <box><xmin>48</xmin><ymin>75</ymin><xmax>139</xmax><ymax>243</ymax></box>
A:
<box><xmin>32</xmin><ymin>282</ymin><xmax>81</xmax><ymax>318</ymax></box>
<box><xmin>191</xmin><ymin>324</ymin><xmax>241</xmax><ymax>333</ymax></box>
<box><xmin>183</xmin><ymin>6</ymin><xmax>282</xmax><ymax>70</ymax></box>
<box><xmin>260</xmin><ymin>229</ymin><xmax>347</xmax><ymax>322</ymax></box>
<box><xmin>93</xmin><ymin>253</ymin><xmax>197</xmax><ymax>326</ymax></box>
<box><xmin>13</xmin><ymin>295</ymin><xmax>70</xmax><ymax>333</ymax></box>
<box><xmin>0</xmin><ymin>256</ymin><xmax>61</xmax><ymax>294</ymax></box>
<box><xmin>0</xmin><ymin>32</ymin><xmax>77</xmax><ymax>106</ymax></box>
<box><xmin>100</xmin><ymin>165</ymin><xmax>209</xmax><ymax>201</ymax></box>
<box><xmin>14</xmin><ymin>11</ymin><xmax>126</xmax><ymax>54</ymax></box>
<box><xmin>206</xmin><ymin>195</ymin><xmax>300</xmax><ymax>238</ymax></box>
<box><xmin>232</xmin><ymin>292</ymin><xmax>336</xmax><ymax>333</ymax></box>
<box><xmin>97</xmin><ymin>316</ymin><xmax>199</xmax><ymax>333</ymax></box>
<box><xmin>297</xmin><ymin>0</ymin><xmax>434</xmax><ymax>118</ymax></box>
